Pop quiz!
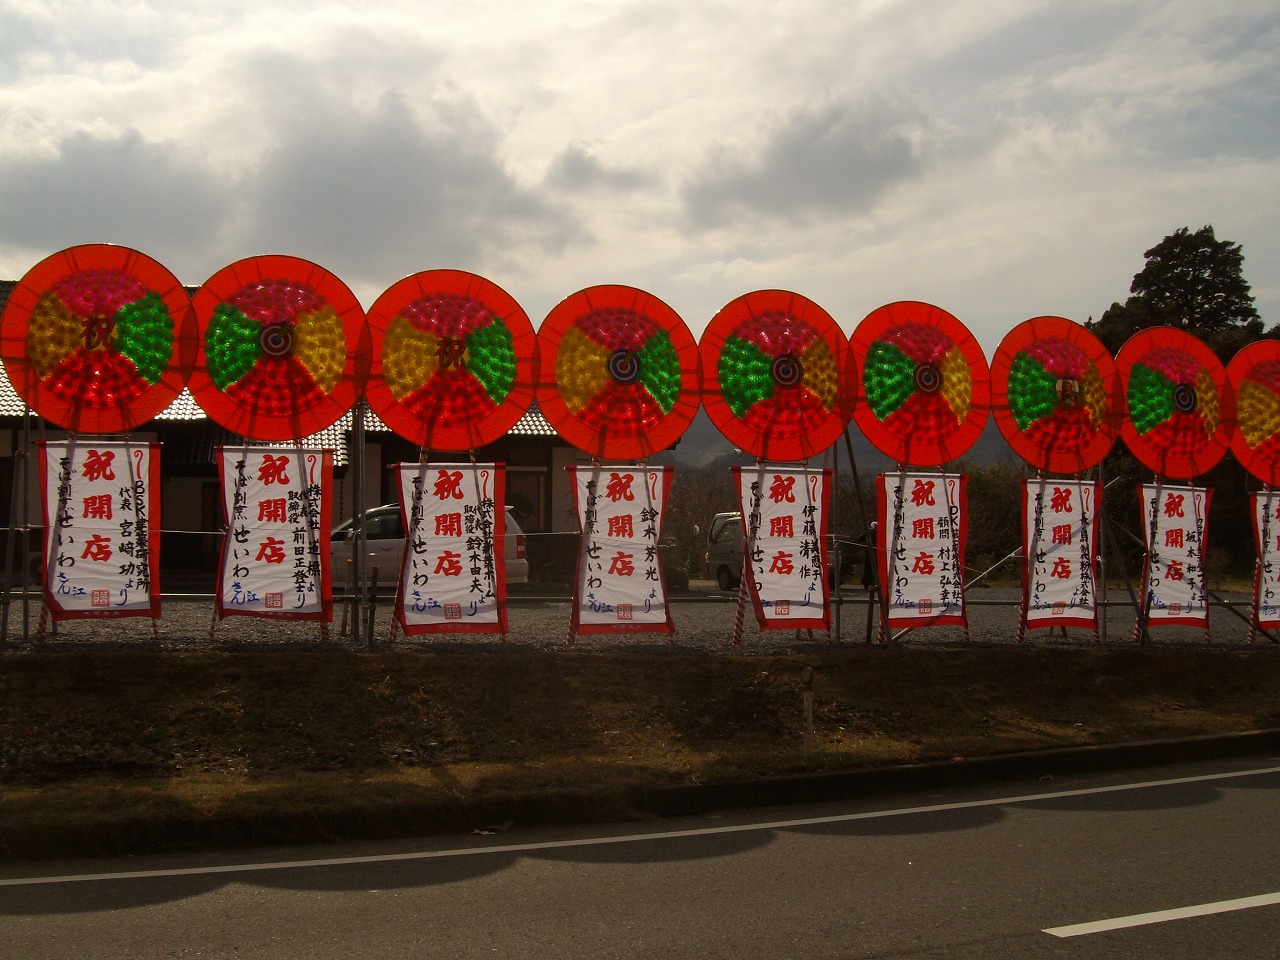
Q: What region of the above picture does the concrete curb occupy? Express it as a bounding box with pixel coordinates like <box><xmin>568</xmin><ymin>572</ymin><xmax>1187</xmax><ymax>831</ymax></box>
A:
<box><xmin>5</xmin><ymin>729</ymin><xmax>1279</xmax><ymax>863</ymax></box>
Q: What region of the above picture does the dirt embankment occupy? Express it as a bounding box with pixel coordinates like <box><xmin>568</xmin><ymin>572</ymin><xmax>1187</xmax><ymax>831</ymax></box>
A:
<box><xmin>2</xmin><ymin>647</ymin><xmax>1278</xmax><ymax>860</ymax></box>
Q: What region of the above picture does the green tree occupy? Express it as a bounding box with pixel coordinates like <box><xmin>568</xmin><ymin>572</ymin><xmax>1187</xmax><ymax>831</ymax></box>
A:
<box><xmin>1088</xmin><ymin>226</ymin><xmax>1269</xmax><ymax>582</ymax></box>
<box><xmin>1132</xmin><ymin>226</ymin><xmax>1259</xmax><ymax>333</ymax></box>
<box><xmin>1088</xmin><ymin>225</ymin><xmax>1266</xmax><ymax>360</ymax></box>
<box><xmin>662</xmin><ymin>463</ymin><xmax>737</xmax><ymax>578</ymax></box>
<box><xmin>961</xmin><ymin>461</ymin><xmax>1026</xmax><ymax>576</ymax></box>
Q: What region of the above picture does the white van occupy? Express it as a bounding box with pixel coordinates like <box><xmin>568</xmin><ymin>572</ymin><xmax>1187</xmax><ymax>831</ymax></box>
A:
<box><xmin>704</xmin><ymin>510</ymin><xmax>856</xmax><ymax>591</ymax></box>
<box><xmin>329</xmin><ymin>504</ymin><xmax>528</xmax><ymax>590</ymax></box>
<box><xmin>704</xmin><ymin>511</ymin><xmax>745</xmax><ymax>591</ymax></box>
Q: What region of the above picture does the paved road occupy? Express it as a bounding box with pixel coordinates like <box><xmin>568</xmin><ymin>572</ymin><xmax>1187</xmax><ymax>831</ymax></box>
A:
<box><xmin>3</xmin><ymin>757</ymin><xmax>1278</xmax><ymax>958</ymax></box>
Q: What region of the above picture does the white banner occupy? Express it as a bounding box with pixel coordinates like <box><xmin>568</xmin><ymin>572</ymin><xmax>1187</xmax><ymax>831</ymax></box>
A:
<box><xmin>216</xmin><ymin>448</ymin><xmax>332</xmax><ymax>620</ymax></box>
<box><xmin>40</xmin><ymin>440</ymin><xmax>161</xmax><ymax>619</ymax></box>
<box><xmin>1022</xmin><ymin>479</ymin><xmax>1100</xmax><ymax>629</ymax></box>
<box><xmin>877</xmin><ymin>472</ymin><xmax>967</xmax><ymax>628</ymax></box>
<box><xmin>1140</xmin><ymin>483</ymin><xmax>1210</xmax><ymax>627</ymax></box>
<box><xmin>1251</xmin><ymin>490</ymin><xmax>1280</xmax><ymax>631</ymax></box>
<box><xmin>733</xmin><ymin>465</ymin><xmax>830</xmax><ymax>629</ymax></box>
<box><xmin>570</xmin><ymin>465</ymin><xmax>673</xmax><ymax>634</ymax></box>
<box><xmin>395</xmin><ymin>463</ymin><xmax>506</xmax><ymax>635</ymax></box>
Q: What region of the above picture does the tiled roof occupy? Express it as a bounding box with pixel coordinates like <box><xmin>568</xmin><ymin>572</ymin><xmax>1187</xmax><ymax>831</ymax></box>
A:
<box><xmin>0</xmin><ymin>364</ymin><xmax>26</xmax><ymax>417</ymax></box>
<box><xmin>161</xmin><ymin>423</ymin><xmax>350</xmax><ymax>468</ymax></box>
<box><xmin>151</xmin><ymin>388</ymin><xmax>205</xmax><ymax>420</ymax></box>
<box><xmin>510</xmin><ymin>403</ymin><xmax>559</xmax><ymax>436</ymax></box>
<box><xmin>0</xmin><ymin>281</ymin><xmax>20</xmax><ymax>417</ymax></box>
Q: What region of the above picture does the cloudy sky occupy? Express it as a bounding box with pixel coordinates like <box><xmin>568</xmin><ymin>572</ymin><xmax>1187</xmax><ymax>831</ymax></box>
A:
<box><xmin>1</xmin><ymin>0</ymin><xmax>1276</xmax><ymax>354</ymax></box>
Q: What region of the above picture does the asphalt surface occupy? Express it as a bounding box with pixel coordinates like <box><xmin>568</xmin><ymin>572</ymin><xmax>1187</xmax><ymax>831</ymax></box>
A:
<box><xmin>2</xmin><ymin>755</ymin><xmax>1278</xmax><ymax>959</ymax></box>
<box><xmin>0</xmin><ymin>581</ymin><xmax>1267</xmax><ymax>651</ymax></box>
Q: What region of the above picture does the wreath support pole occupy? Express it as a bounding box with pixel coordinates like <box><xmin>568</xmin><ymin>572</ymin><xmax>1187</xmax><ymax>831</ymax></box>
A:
<box><xmin>352</xmin><ymin>399</ymin><xmax>368</xmax><ymax>649</ymax></box>
<box><xmin>879</xmin><ymin>464</ymin><xmax>905</xmax><ymax>645</ymax></box>
<box><xmin>1133</xmin><ymin>474</ymin><xmax>1161</xmax><ymax>646</ymax></box>
<box><xmin>0</xmin><ymin>407</ymin><xmax>29</xmax><ymax>655</ymax></box>
<box><xmin>731</xmin><ymin>459</ymin><xmax>767</xmax><ymax>647</ymax></box>
<box><xmin>840</xmin><ymin>426</ymin><xmax>876</xmax><ymax>645</ymax></box>
<box><xmin>1100</xmin><ymin>474</ymin><xmax>1143</xmax><ymax>638</ymax></box>
<box><xmin>830</xmin><ymin>442</ymin><xmax>841</xmax><ymax>643</ymax></box>
<box><xmin>1097</xmin><ymin>465</ymin><xmax>1108</xmax><ymax>645</ymax></box>
<box><xmin>1017</xmin><ymin>472</ymin><xmax>1048</xmax><ymax>646</ymax></box>
<box><xmin>34</xmin><ymin>416</ymin><xmax>51</xmax><ymax>641</ymax></box>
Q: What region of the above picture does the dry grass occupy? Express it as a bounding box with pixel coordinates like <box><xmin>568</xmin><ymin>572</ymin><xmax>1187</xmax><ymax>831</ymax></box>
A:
<box><xmin>2</xmin><ymin>647</ymin><xmax>1279</xmax><ymax>859</ymax></box>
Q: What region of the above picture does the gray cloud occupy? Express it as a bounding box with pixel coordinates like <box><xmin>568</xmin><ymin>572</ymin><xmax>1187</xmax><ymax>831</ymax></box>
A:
<box><xmin>0</xmin><ymin>84</ymin><xmax>586</xmax><ymax>293</ymax></box>
<box><xmin>543</xmin><ymin>144</ymin><xmax>658</xmax><ymax>193</ymax></box>
<box><xmin>926</xmin><ymin>3</ymin><xmax>1280</xmax><ymax>162</ymax></box>
<box><xmin>680</xmin><ymin>98</ymin><xmax>926</xmax><ymax>229</ymax></box>
<box><xmin>239</xmin><ymin>91</ymin><xmax>581</xmax><ymax>290</ymax></box>
<box><xmin>933</xmin><ymin>4</ymin><xmax>1144</xmax><ymax>89</ymax></box>
<box><xmin>0</xmin><ymin>129</ymin><xmax>233</xmax><ymax>262</ymax></box>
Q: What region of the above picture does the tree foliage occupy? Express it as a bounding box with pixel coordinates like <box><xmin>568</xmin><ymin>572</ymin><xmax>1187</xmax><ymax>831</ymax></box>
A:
<box><xmin>1087</xmin><ymin>225</ymin><xmax>1267</xmax><ymax>582</ymax></box>
<box><xmin>1131</xmin><ymin>226</ymin><xmax>1259</xmax><ymax>333</ymax></box>
<box><xmin>662</xmin><ymin>463</ymin><xmax>737</xmax><ymax>576</ymax></box>
<box><xmin>1088</xmin><ymin>225</ymin><xmax>1266</xmax><ymax>361</ymax></box>
<box><xmin>960</xmin><ymin>461</ymin><xmax>1026</xmax><ymax>575</ymax></box>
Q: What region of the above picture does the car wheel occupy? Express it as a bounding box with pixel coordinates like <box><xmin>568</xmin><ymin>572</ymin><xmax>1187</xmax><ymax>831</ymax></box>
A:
<box><xmin>716</xmin><ymin>566</ymin><xmax>739</xmax><ymax>592</ymax></box>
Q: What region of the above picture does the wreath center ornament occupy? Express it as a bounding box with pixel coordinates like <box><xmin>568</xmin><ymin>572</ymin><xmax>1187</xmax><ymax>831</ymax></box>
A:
<box><xmin>437</xmin><ymin>337</ymin><xmax>467</xmax><ymax>369</ymax></box>
<box><xmin>259</xmin><ymin>322</ymin><xmax>294</xmax><ymax>358</ymax></box>
<box><xmin>81</xmin><ymin>314</ymin><xmax>115</xmax><ymax>351</ymax></box>
<box><xmin>1056</xmin><ymin>377</ymin><xmax>1081</xmax><ymax>405</ymax></box>
<box><xmin>915</xmin><ymin>362</ymin><xmax>942</xmax><ymax>394</ymax></box>
<box><xmin>1174</xmin><ymin>383</ymin><xmax>1198</xmax><ymax>413</ymax></box>
<box><xmin>608</xmin><ymin>348</ymin><xmax>641</xmax><ymax>385</ymax></box>
<box><xmin>772</xmin><ymin>354</ymin><xmax>802</xmax><ymax>387</ymax></box>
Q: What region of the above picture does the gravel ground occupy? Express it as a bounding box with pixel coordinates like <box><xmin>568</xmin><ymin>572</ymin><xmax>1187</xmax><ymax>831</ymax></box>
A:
<box><xmin>0</xmin><ymin>582</ymin><xmax>1269</xmax><ymax>653</ymax></box>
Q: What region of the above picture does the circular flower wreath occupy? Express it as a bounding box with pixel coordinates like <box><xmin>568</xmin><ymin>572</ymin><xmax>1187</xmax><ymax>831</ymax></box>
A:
<box><xmin>1116</xmin><ymin>327</ymin><xmax>1232</xmax><ymax>478</ymax></box>
<box><xmin>717</xmin><ymin>310</ymin><xmax>842</xmax><ymax>438</ymax></box>
<box><xmin>554</xmin><ymin>305</ymin><xmax>683</xmax><ymax>439</ymax></box>
<box><xmin>204</xmin><ymin>279</ymin><xmax>347</xmax><ymax>418</ymax></box>
<box><xmin>26</xmin><ymin>268</ymin><xmax>175</xmax><ymax>410</ymax></box>
<box><xmin>850</xmin><ymin>301</ymin><xmax>990</xmax><ymax>467</ymax></box>
<box><xmin>537</xmin><ymin>285</ymin><xmax>699</xmax><ymax>460</ymax></box>
<box><xmin>999</xmin><ymin>326</ymin><xmax>1117</xmax><ymax>473</ymax></box>
<box><xmin>380</xmin><ymin>292</ymin><xmax>518</xmax><ymax>426</ymax></box>
<box><xmin>862</xmin><ymin>322</ymin><xmax>975</xmax><ymax>440</ymax></box>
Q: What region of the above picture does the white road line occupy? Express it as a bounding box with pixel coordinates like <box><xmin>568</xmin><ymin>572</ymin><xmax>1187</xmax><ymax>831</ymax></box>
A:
<box><xmin>2</xmin><ymin>762</ymin><xmax>1278</xmax><ymax>889</ymax></box>
<box><xmin>1044</xmin><ymin>891</ymin><xmax>1280</xmax><ymax>937</ymax></box>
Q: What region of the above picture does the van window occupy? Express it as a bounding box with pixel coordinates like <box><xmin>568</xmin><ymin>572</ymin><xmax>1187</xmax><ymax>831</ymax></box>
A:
<box><xmin>711</xmin><ymin>517</ymin><xmax>740</xmax><ymax>543</ymax></box>
<box><xmin>365</xmin><ymin>511</ymin><xmax>403</xmax><ymax>540</ymax></box>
